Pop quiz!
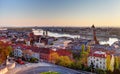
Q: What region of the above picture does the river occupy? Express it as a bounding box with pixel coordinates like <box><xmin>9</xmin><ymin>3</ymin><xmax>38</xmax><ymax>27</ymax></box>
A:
<box><xmin>33</xmin><ymin>29</ymin><xmax>119</xmax><ymax>46</ymax></box>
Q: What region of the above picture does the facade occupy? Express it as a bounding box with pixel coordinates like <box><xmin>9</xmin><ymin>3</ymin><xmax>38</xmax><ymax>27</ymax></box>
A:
<box><xmin>39</xmin><ymin>48</ymin><xmax>55</xmax><ymax>61</ymax></box>
<box><xmin>52</xmin><ymin>40</ymin><xmax>71</xmax><ymax>49</ymax></box>
<box><xmin>88</xmin><ymin>51</ymin><xmax>114</xmax><ymax>70</ymax></box>
<box><xmin>31</xmin><ymin>47</ymin><xmax>72</xmax><ymax>62</ymax></box>
<box><xmin>23</xmin><ymin>50</ymin><xmax>40</xmax><ymax>60</ymax></box>
<box><xmin>56</xmin><ymin>49</ymin><xmax>73</xmax><ymax>59</ymax></box>
<box><xmin>13</xmin><ymin>47</ymin><xmax>23</xmax><ymax>57</ymax></box>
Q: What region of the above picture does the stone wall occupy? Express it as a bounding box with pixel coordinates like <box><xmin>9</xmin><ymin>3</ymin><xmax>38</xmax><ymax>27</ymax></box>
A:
<box><xmin>0</xmin><ymin>62</ymin><xmax>15</xmax><ymax>74</ymax></box>
<box><xmin>7</xmin><ymin>62</ymin><xmax>16</xmax><ymax>70</ymax></box>
<box><xmin>0</xmin><ymin>67</ymin><xmax>8</xmax><ymax>74</ymax></box>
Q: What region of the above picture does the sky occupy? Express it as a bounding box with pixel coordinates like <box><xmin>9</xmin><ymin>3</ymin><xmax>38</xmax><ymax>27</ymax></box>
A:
<box><xmin>0</xmin><ymin>0</ymin><xmax>120</xmax><ymax>27</ymax></box>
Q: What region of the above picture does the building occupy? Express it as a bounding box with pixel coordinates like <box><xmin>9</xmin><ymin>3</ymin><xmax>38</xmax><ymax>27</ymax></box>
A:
<box><xmin>31</xmin><ymin>47</ymin><xmax>73</xmax><ymax>62</ymax></box>
<box><xmin>52</xmin><ymin>39</ymin><xmax>72</xmax><ymax>49</ymax></box>
<box><xmin>56</xmin><ymin>49</ymin><xmax>73</xmax><ymax>59</ymax></box>
<box><xmin>23</xmin><ymin>50</ymin><xmax>40</xmax><ymax>60</ymax></box>
<box><xmin>13</xmin><ymin>47</ymin><xmax>23</xmax><ymax>57</ymax></box>
<box><xmin>39</xmin><ymin>48</ymin><xmax>55</xmax><ymax>61</ymax></box>
<box><xmin>67</xmin><ymin>39</ymin><xmax>93</xmax><ymax>51</ymax></box>
<box><xmin>88</xmin><ymin>50</ymin><xmax>114</xmax><ymax>70</ymax></box>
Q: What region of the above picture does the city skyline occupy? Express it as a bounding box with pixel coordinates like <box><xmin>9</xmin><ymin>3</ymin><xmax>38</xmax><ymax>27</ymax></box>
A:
<box><xmin>0</xmin><ymin>0</ymin><xmax>120</xmax><ymax>27</ymax></box>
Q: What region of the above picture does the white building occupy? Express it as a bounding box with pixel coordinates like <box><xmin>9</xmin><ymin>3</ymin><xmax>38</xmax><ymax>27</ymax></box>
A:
<box><xmin>13</xmin><ymin>47</ymin><xmax>23</xmax><ymax>57</ymax></box>
<box><xmin>88</xmin><ymin>51</ymin><xmax>114</xmax><ymax>70</ymax></box>
<box><xmin>52</xmin><ymin>39</ymin><xmax>71</xmax><ymax>49</ymax></box>
<box><xmin>23</xmin><ymin>50</ymin><xmax>40</xmax><ymax>60</ymax></box>
<box><xmin>34</xmin><ymin>42</ymin><xmax>45</xmax><ymax>47</ymax></box>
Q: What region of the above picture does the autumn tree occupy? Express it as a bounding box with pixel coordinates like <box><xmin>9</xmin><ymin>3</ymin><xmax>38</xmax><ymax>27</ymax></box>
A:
<box><xmin>0</xmin><ymin>41</ymin><xmax>12</xmax><ymax>65</ymax></box>
<box><xmin>86</xmin><ymin>46</ymin><xmax>90</xmax><ymax>53</ymax></box>
<box><xmin>106</xmin><ymin>55</ymin><xmax>112</xmax><ymax>71</ymax></box>
<box><xmin>114</xmin><ymin>56</ymin><xmax>119</xmax><ymax>70</ymax></box>
<box><xmin>79</xmin><ymin>44</ymin><xmax>89</xmax><ymax>66</ymax></box>
<box><xmin>81</xmin><ymin>44</ymin><xmax>85</xmax><ymax>53</ymax></box>
<box><xmin>56</xmin><ymin>56</ymin><xmax>72</xmax><ymax>67</ymax></box>
<box><xmin>50</xmin><ymin>52</ymin><xmax>59</xmax><ymax>64</ymax></box>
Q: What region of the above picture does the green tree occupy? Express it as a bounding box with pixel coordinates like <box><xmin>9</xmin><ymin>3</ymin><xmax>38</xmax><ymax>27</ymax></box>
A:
<box><xmin>75</xmin><ymin>60</ymin><xmax>82</xmax><ymax>69</ymax></box>
<box><xmin>86</xmin><ymin>46</ymin><xmax>90</xmax><ymax>53</ymax></box>
<box><xmin>79</xmin><ymin>51</ymin><xmax>89</xmax><ymax>66</ymax></box>
<box><xmin>114</xmin><ymin>56</ymin><xmax>119</xmax><ymax>70</ymax></box>
<box><xmin>81</xmin><ymin>44</ymin><xmax>85</xmax><ymax>53</ymax></box>
<box><xmin>56</xmin><ymin>56</ymin><xmax>72</xmax><ymax>67</ymax></box>
<box><xmin>95</xmin><ymin>69</ymin><xmax>106</xmax><ymax>74</ymax></box>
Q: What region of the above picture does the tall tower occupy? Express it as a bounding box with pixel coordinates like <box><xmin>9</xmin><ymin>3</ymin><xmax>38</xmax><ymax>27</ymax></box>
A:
<box><xmin>43</xmin><ymin>31</ymin><xmax>45</xmax><ymax>36</ymax></box>
<box><xmin>46</xmin><ymin>30</ymin><xmax>48</xmax><ymax>37</ymax></box>
<box><xmin>91</xmin><ymin>25</ymin><xmax>99</xmax><ymax>44</ymax></box>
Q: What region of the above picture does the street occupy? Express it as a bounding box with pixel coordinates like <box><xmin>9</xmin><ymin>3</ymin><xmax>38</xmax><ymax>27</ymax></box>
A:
<box><xmin>6</xmin><ymin>62</ymin><xmax>91</xmax><ymax>74</ymax></box>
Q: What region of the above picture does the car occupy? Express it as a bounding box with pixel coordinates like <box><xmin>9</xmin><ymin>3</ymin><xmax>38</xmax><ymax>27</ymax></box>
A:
<box><xmin>16</xmin><ymin>58</ymin><xmax>25</xmax><ymax>65</ymax></box>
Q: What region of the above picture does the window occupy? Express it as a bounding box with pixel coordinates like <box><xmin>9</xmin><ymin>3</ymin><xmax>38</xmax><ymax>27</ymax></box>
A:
<box><xmin>96</xmin><ymin>64</ymin><xmax>98</xmax><ymax>68</ymax></box>
<box><xmin>103</xmin><ymin>62</ymin><xmax>105</xmax><ymax>65</ymax></box>
<box><xmin>103</xmin><ymin>66</ymin><xmax>105</xmax><ymax>69</ymax></box>
<box><xmin>100</xmin><ymin>66</ymin><xmax>102</xmax><ymax>68</ymax></box>
<box><xmin>96</xmin><ymin>59</ymin><xmax>99</xmax><ymax>61</ymax></box>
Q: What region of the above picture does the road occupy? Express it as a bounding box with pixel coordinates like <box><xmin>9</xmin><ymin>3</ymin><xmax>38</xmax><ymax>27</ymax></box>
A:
<box><xmin>6</xmin><ymin>62</ymin><xmax>92</xmax><ymax>74</ymax></box>
<box><xmin>17</xmin><ymin>66</ymin><xmax>87</xmax><ymax>74</ymax></box>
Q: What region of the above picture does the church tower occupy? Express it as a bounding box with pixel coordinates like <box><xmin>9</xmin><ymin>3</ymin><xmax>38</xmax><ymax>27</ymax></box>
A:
<box><xmin>91</xmin><ymin>25</ymin><xmax>99</xmax><ymax>44</ymax></box>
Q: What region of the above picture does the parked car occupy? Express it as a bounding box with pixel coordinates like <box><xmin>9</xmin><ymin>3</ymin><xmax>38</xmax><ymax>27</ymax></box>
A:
<box><xmin>16</xmin><ymin>58</ymin><xmax>25</xmax><ymax>65</ymax></box>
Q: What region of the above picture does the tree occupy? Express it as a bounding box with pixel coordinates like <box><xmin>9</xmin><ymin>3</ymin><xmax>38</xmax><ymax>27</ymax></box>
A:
<box><xmin>50</xmin><ymin>52</ymin><xmax>59</xmax><ymax>64</ymax></box>
<box><xmin>95</xmin><ymin>69</ymin><xmax>106</xmax><ymax>74</ymax></box>
<box><xmin>5</xmin><ymin>46</ymin><xmax>12</xmax><ymax>57</ymax></box>
<box><xmin>79</xmin><ymin>50</ymin><xmax>89</xmax><ymax>66</ymax></box>
<box><xmin>106</xmin><ymin>55</ymin><xmax>112</xmax><ymax>71</ymax></box>
<box><xmin>114</xmin><ymin>56</ymin><xmax>119</xmax><ymax>70</ymax></box>
<box><xmin>118</xmin><ymin>57</ymin><xmax>120</xmax><ymax>69</ymax></box>
<box><xmin>56</xmin><ymin>56</ymin><xmax>72</xmax><ymax>67</ymax></box>
<box><xmin>0</xmin><ymin>41</ymin><xmax>12</xmax><ymax>65</ymax></box>
<box><xmin>75</xmin><ymin>60</ymin><xmax>82</xmax><ymax>69</ymax></box>
<box><xmin>81</xmin><ymin>44</ymin><xmax>85</xmax><ymax>53</ymax></box>
<box><xmin>86</xmin><ymin>46</ymin><xmax>90</xmax><ymax>53</ymax></box>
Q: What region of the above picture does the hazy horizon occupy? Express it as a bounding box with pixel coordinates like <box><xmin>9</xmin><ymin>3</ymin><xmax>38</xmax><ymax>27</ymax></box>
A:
<box><xmin>1</xmin><ymin>0</ymin><xmax>120</xmax><ymax>27</ymax></box>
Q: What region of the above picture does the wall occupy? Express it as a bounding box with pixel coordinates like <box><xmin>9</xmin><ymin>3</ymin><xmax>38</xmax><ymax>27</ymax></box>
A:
<box><xmin>0</xmin><ymin>62</ymin><xmax>15</xmax><ymax>74</ymax></box>
<box><xmin>0</xmin><ymin>67</ymin><xmax>8</xmax><ymax>74</ymax></box>
<box><xmin>7</xmin><ymin>62</ymin><xmax>16</xmax><ymax>70</ymax></box>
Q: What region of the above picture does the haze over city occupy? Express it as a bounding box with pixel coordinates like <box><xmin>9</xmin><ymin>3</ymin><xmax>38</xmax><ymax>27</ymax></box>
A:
<box><xmin>0</xmin><ymin>0</ymin><xmax>120</xmax><ymax>27</ymax></box>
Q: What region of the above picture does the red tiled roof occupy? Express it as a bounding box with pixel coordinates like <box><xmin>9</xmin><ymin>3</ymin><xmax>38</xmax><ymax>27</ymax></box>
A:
<box><xmin>56</xmin><ymin>49</ymin><xmax>72</xmax><ymax>56</ymax></box>
<box><xmin>89</xmin><ymin>50</ymin><xmax>107</xmax><ymax>58</ymax></box>
<box><xmin>89</xmin><ymin>53</ymin><xmax>106</xmax><ymax>58</ymax></box>
<box><xmin>31</xmin><ymin>47</ymin><xmax>55</xmax><ymax>54</ymax></box>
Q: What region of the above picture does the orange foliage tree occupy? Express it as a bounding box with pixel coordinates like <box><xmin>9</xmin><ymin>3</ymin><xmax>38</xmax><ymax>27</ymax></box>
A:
<box><xmin>50</xmin><ymin>52</ymin><xmax>59</xmax><ymax>63</ymax></box>
<box><xmin>0</xmin><ymin>41</ymin><xmax>12</xmax><ymax>64</ymax></box>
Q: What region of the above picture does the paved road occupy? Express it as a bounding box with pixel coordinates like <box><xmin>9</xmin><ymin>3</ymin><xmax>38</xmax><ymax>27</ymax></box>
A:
<box><xmin>6</xmin><ymin>62</ymin><xmax>92</xmax><ymax>74</ymax></box>
<box><xmin>17</xmin><ymin>66</ymin><xmax>81</xmax><ymax>74</ymax></box>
